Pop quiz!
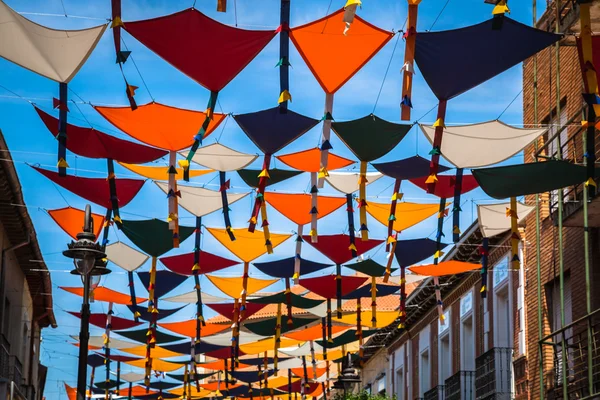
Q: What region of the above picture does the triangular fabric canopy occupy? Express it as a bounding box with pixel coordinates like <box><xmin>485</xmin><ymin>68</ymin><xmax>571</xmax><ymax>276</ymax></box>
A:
<box><xmin>420</xmin><ymin>121</ymin><xmax>548</xmax><ymax>168</ymax></box>
<box><xmin>410</xmin><ymin>174</ymin><xmax>479</xmax><ymax>198</ymax></box>
<box><xmin>95</xmin><ymin>102</ymin><xmax>225</xmax><ymax>151</ymax></box>
<box><xmin>162</xmin><ymin>341</ymin><xmax>234</xmax><ymax>359</ymax></box>
<box><xmin>48</xmin><ymin>207</ymin><xmax>104</xmax><ymax>240</ymax></box>
<box><xmin>343</xmin><ymin>259</ymin><xmax>395</xmax><ymax>277</ymax></box>
<box><xmin>290</xmin><ymin>9</ymin><xmax>393</xmax><ymax>94</ymax></box>
<box><xmin>315</xmin><ymin>329</ymin><xmax>376</xmax><ymax>348</ymax></box>
<box><xmin>94</xmin><ymin>380</ymin><xmax>120</xmax><ymax>390</ymax></box>
<box><xmin>118</xmin><ymin>163</ymin><xmax>212</xmax><ymax>181</ymax></box>
<box><xmin>155</xmin><ymin>182</ymin><xmax>248</xmax><ymax>217</ymax></box>
<box><xmin>394</xmin><ymin>238</ymin><xmax>443</xmax><ymax>267</ymax></box>
<box><xmin>105</xmin><ymin>242</ymin><xmax>149</xmax><ymax>272</ymax></box>
<box><xmin>300</xmin><ymin>275</ymin><xmax>367</xmax><ymax>299</ymax></box>
<box><xmin>167</xmin><ymin>372</ymin><xmax>215</xmax><ymax>383</ymax></box>
<box><xmin>202</xmin><ymin>331</ymin><xmax>265</xmax><ymax>347</ymax></box>
<box><xmin>206</xmin><ymin>227</ymin><xmax>291</xmax><ymax>262</ymax></box>
<box><xmin>366</xmin><ymin>201</ymin><xmax>442</xmax><ymax>232</ymax></box>
<box><xmin>0</xmin><ymin>1</ymin><xmax>107</xmax><ymax>83</ymax></box>
<box><xmin>333</xmin><ymin>310</ymin><xmax>398</xmax><ymax>328</ymax></box>
<box><xmin>32</xmin><ymin>167</ymin><xmax>144</xmax><ymax>210</ymax></box>
<box><xmin>414</xmin><ymin>17</ymin><xmax>562</xmax><ymax>100</ymax></box>
<box><xmin>182</xmin><ymin>143</ymin><xmax>258</xmax><ymax>171</ymax></box>
<box><xmin>196</xmin><ymin>359</ymin><xmax>251</xmax><ymax>370</ymax></box>
<box><xmin>124</xmin><ymin>9</ymin><xmax>276</xmax><ymax>92</ymax></box>
<box><xmin>265</xmin><ymin>192</ymin><xmax>345</xmax><ymax>225</ymax></box>
<box><xmin>118</xmin><ymin>372</ymin><xmax>145</xmax><ymax>383</ymax></box>
<box><xmin>331</xmin><ymin>115</ymin><xmax>411</xmax><ymax>161</ymax></box>
<box><xmin>472</xmin><ymin>160</ymin><xmax>600</xmax><ymax>199</ymax></box>
<box><xmin>237</xmin><ymin>169</ymin><xmax>303</xmax><ymax>188</ymax></box>
<box><xmin>234</xmin><ymin>108</ymin><xmax>319</xmax><ymax>154</ymax></box>
<box><xmin>158</xmin><ymin>320</ymin><xmax>229</xmax><ymax>338</ymax></box>
<box><xmin>86</xmin><ymin>354</ymin><xmax>108</xmax><ymax>368</ymax></box>
<box><xmin>326</xmin><ymin>171</ymin><xmax>384</xmax><ymax>194</ymax></box>
<box><xmin>119</xmin><ymin>345</ymin><xmax>182</xmax><ymax>359</ymax></box>
<box><xmin>243</xmin><ymin>317</ymin><xmax>318</xmax><ymax>336</ymax></box>
<box><xmin>277</xmin><ymin>381</ymin><xmax>320</xmax><ymax>395</ymax></box>
<box><xmin>118</xmin><ymin>385</ymin><xmax>158</xmax><ymax>397</ymax></box>
<box><xmin>125</xmin><ymin>358</ymin><xmax>181</xmax><ymax>373</ymax></box>
<box><xmin>162</xmin><ymin>291</ymin><xmax>227</xmax><ymax>304</ymax></box>
<box><xmin>205</xmin><ymin>302</ymin><xmax>267</xmax><ymax>321</ymax></box>
<box><xmin>253</xmin><ymin>257</ymin><xmax>331</xmax><ymax>279</ymax></box>
<box><xmin>302</xmin><ymin>234</ymin><xmax>383</xmax><ymax>265</ymax></box>
<box><xmin>478</xmin><ymin>202</ymin><xmax>535</xmax><ymax>238</ymax></box>
<box><xmin>114</xmin><ymin>329</ymin><xmax>183</xmax><ymax>345</ymax></box>
<box><xmin>160</xmin><ymin>251</ymin><xmax>238</xmax><ymax>276</ymax></box>
<box><xmin>276</xmin><ymin>148</ymin><xmax>354</xmax><ymax>172</ymax></box>
<box><xmin>64</xmin><ymin>383</ymin><xmax>77</xmax><ymax>400</ymax></box>
<box><xmin>126</xmin><ymin>305</ymin><xmax>184</xmax><ymax>321</ymax></box>
<box><xmin>69</xmin><ymin>312</ymin><xmax>141</xmax><ymax>330</ymax></box>
<box><xmin>74</xmin><ymin>336</ymin><xmax>137</xmax><ymax>350</ymax></box>
<box><xmin>343</xmin><ymin>283</ymin><xmax>398</xmax><ymax>299</ymax></box>
<box><xmin>35</xmin><ymin>107</ymin><xmax>167</xmax><ymax>164</ymax></box>
<box><xmin>120</xmin><ymin>219</ymin><xmax>195</xmax><ymax>257</ymax></box>
<box><xmin>230</xmin><ymin>370</ymin><xmax>275</xmax><ymax>384</ymax></box>
<box><xmin>279</xmin><ymin>341</ymin><xmax>323</xmax><ymax>356</ymax></box>
<box><xmin>248</xmin><ymin>291</ymin><xmax>324</xmax><ymax>309</ymax></box>
<box><xmin>146</xmin><ymin>382</ymin><xmax>181</xmax><ymax>391</ymax></box>
<box><xmin>372</xmin><ymin>155</ymin><xmax>451</xmax><ymax>180</ymax></box>
<box><xmin>137</xmin><ymin>270</ymin><xmax>188</xmax><ymax>298</ymax></box>
<box><xmin>207</xmin><ymin>275</ymin><xmax>278</xmax><ymax>298</ymax></box>
<box><xmin>60</xmin><ymin>286</ymin><xmax>146</xmax><ymax>305</ymax></box>
<box><xmin>409</xmin><ymin>260</ymin><xmax>480</xmax><ymax>277</ymax></box>
<box><xmin>387</xmin><ymin>274</ymin><xmax>428</xmax><ymax>285</ymax></box>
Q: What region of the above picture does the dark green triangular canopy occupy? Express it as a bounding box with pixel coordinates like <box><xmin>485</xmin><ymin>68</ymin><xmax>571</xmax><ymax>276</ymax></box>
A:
<box><xmin>94</xmin><ymin>380</ymin><xmax>120</xmax><ymax>390</ymax></box>
<box><xmin>248</xmin><ymin>292</ymin><xmax>324</xmax><ymax>309</ymax></box>
<box><xmin>114</xmin><ymin>328</ymin><xmax>183</xmax><ymax>344</ymax></box>
<box><xmin>332</xmin><ymin>115</ymin><xmax>412</xmax><ymax>161</ymax></box>
<box><xmin>472</xmin><ymin>160</ymin><xmax>600</xmax><ymax>199</ymax></box>
<box><xmin>237</xmin><ymin>168</ymin><xmax>303</xmax><ymax>188</ymax></box>
<box><xmin>343</xmin><ymin>259</ymin><xmax>396</xmax><ymax>277</ymax></box>
<box><xmin>167</xmin><ymin>372</ymin><xmax>215</xmax><ymax>382</ymax></box>
<box><xmin>120</xmin><ymin>219</ymin><xmax>195</xmax><ymax>257</ymax></box>
<box><xmin>243</xmin><ymin>317</ymin><xmax>318</xmax><ymax>336</ymax></box>
<box><xmin>315</xmin><ymin>329</ymin><xmax>376</xmax><ymax>348</ymax></box>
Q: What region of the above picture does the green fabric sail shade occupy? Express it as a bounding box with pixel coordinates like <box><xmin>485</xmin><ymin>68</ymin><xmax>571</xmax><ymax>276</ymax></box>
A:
<box><xmin>114</xmin><ymin>328</ymin><xmax>184</xmax><ymax>344</ymax></box>
<box><xmin>472</xmin><ymin>160</ymin><xmax>600</xmax><ymax>199</ymax></box>
<box><xmin>237</xmin><ymin>168</ymin><xmax>302</xmax><ymax>188</ymax></box>
<box><xmin>331</xmin><ymin>115</ymin><xmax>412</xmax><ymax>161</ymax></box>
<box><xmin>343</xmin><ymin>259</ymin><xmax>396</xmax><ymax>277</ymax></box>
<box><xmin>120</xmin><ymin>219</ymin><xmax>195</xmax><ymax>257</ymax></box>
<box><xmin>315</xmin><ymin>329</ymin><xmax>376</xmax><ymax>348</ymax></box>
<box><xmin>248</xmin><ymin>291</ymin><xmax>324</xmax><ymax>309</ymax></box>
<box><xmin>243</xmin><ymin>316</ymin><xmax>318</xmax><ymax>336</ymax></box>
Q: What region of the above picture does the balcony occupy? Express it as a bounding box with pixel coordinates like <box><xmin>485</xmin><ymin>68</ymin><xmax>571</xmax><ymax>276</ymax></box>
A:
<box><xmin>424</xmin><ymin>385</ymin><xmax>444</xmax><ymax>400</ymax></box>
<box><xmin>475</xmin><ymin>348</ymin><xmax>513</xmax><ymax>400</ymax></box>
<box><xmin>0</xmin><ymin>336</ymin><xmax>9</xmax><ymax>380</ymax></box>
<box><xmin>444</xmin><ymin>371</ymin><xmax>475</xmax><ymax>400</ymax></box>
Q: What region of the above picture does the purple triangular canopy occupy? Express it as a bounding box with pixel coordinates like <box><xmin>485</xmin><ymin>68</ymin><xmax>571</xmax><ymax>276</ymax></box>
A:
<box><xmin>394</xmin><ymin>238</ymin><xmax>445</xmax><ymax>267</ymax></box>
<box><xmin>372</xmin><ymin>155</ymin><xmax>451</xmax><ymax>180</ymax></box>
<box><xmin>137</xmin><ymin>270</ymin><xmax>188</xmax><ymax>298</ymax></box>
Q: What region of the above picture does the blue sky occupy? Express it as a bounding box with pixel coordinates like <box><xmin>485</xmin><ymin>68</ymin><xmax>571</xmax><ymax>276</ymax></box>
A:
<box><xmin>0</xmin><ymin>0</ymin><xmax>548</xmax><ymax>398</ymax></box>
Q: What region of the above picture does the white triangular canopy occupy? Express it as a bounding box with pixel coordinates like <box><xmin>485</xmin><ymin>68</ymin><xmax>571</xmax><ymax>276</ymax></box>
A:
<box><xmin>325</xmin><ymin>172</ymin><xmax>383</xmax><ymax>194</ymax></box>
<box><xmin>72</xmin><ymin>335</ymin><xmax>138</xmax><ymax>350</ymax></box>
<box><xmin>280</xmin><ymin>342</ymin><xmax>324</xmax><ymax>357</ymax></box>
<box><xmin>0</xmin><ymin>1</ymin><xmax>107</xmax><ymax>83</ymax></box>
<box><xmin>181</xmin><ymin>143</ymin><xmax>258</xmax><ymax>171</ymax></box>
<box><xmin>162</xmin><ymin>290</ymin><xmax>227</xmax><ymax>304</ymax></box>
<box><xmin>477</xmin><ymin>202</ymin><xmax>535</xmax><ymax>238</ymax></box>
<box><xmin>304</xmin><ymin>300</ymin><xmax>349</xmax><ymax>318</ymax></box>
<box><xmin>155</xmin><ymin>182</ymin><xmax>249</xmax><ymax>217</ymax></box>
<box><xmin>387</xmin><ymin>274</ymin><xmax>428</xmax><ymax>285</ymax></box>
<box><xmin>419</xmin><ymin>121</ymin><xmax>547</xmax><ymax>168</ymax></box>
<box><xmin>105</xmin><ymin>242</ymin><xmax>148</xmax><ymax>272</ymax></box>
<box><xmin>117</xmin><ymin>372</ymin><xmax>146</xmax><ymax>383</ymax></box>
<box><xmin>203</xmin><ymin>331</ymin><xmax>264</xmax><ymax>346</ymax></box>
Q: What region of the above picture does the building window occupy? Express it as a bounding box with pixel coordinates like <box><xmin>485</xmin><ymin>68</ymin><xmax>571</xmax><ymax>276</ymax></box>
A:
<box><xmin>2</xmin><ymin>298</ymin><xmax>9</xmax><ymax>338</ymax></box>
<box><xmin>545</xmin><ymin>107</ymin><xmax>570</xmax><ymax>209</ymax></box>
<box><xmin>376</xmin><ymin>374</ymin><xmax>386</xmax><ymax>395</ymax></box>
<box><xmin>439</xmin><ymin>309</ymin><xmax>452</xmax><ymax>383</ymax></box>
<box><xmin>460</xmin><ymin>290</ymin><xmax>475</xmax><ymax>371</ymax></box>
<box><xmin>546</xmin><ymin>274</ymin><xmax>573</xmax><ymax>381</ymax></box>
<box><xmin>396</xmin><ymin>367</ymin><xmax>404</xmax><ymax>400</ymax></box>
<box><xmin>365</xmin><ymin>384</ymin><xmax>372</xmax><ymax>395</ymax></box>
<box><xmin>493</xmin><ymin>254</ymin><xmax>509</xmax><ymax>287</ymax></box>
<box><xmin>420</xmin><ymin>349</ymin><xmax>430</xmax><ymax>397</ymax></box>
<box><xmin>493</xmin><ymin>254</ymin><xmax>512</xmax><ymax>349</ymax></box>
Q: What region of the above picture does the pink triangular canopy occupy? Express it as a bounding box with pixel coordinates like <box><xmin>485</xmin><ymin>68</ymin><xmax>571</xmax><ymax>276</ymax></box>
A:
<box><xmin>410</xmin><ymin>174</ymin><xmax>479</xmax><ymax>198</ymax></box>
<box><xmin>301</xmin><ymin>234</ymin><xmax>384</xmax><ymax>265</ymax></box>
<box><xmin>299</xmin><ymin>276</ymin><xmax>368</xmax><ymax>299</ymax></box>
<box><xmin>159</xmin><ymin>251</ymin><xmax>239</xmax><ymax>275</ymax></box>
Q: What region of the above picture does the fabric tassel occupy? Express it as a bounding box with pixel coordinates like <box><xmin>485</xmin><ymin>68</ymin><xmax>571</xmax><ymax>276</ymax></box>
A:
<box><xmin>184</xmin><ymin>91</ymin><xmax>219</xmax><ymax>178</ymax></box>
<box><xmin>510</xmin><ymin>196</ymin><xmax>520</xmax><ymax>270</ymax></box>
<box><xmin>57</xmin><ymin>82</ymin><xmax>68</xmax><ymax>177</ymax></box>
<box><xmin>111</xmin><ymin>0</ymin><xmax>122</xmax><ymax>56</ymax></box>
<box><xmin>358</xmin><ymin>161</ymin><xmax>369</xmax><ymax>240</ymax></box>
<box><xmin>279</xmin><ymin>0</ymin><xmax>291</xmax><ymax>113</ymax></box>
<box><xmin>193</xmin><ymin>217</ymin><xmax>205</xmax><ymax>343</ymax></box>
<box><xmin>383</xmin><ymin>239</ymin><xmax>397</xmax><ymax>283</ymax></box>
<box><xmin>309</xmin><ymin>340</ymin><xmax>317</xmax><ymax>378</ymax></box>
<box><xmin>342</xmin><ymin>0</ymin><xmax>361</xmax><ymax>35</ymax></box>
<box><xmin>274</xmin><ymin>303</ymin><xmax>282</xmax><ymax>372</ymax></box>
<box><xmin>218</xmin><ymin>172</ymin><xmax>236</xmax><ymax>241</ymax></box>
<box><xmin>428</xmin><ymin>100</ymin><xmax>448</xmax><ymax>192</ymax></box>
<box><xmin>260</xmin><ymin>202</ymin><xmax>273</xmax><ymax>253</ymax></box>
<box><xmin>318</xmin><ymin>93</ymin><xmax>334</xmax><ymax>188</ymax></box>
<box><xmin>249</xmin><ymin>154</ymin><xmax>272</xmax><ymax>232</ymax></box>
<box><xmin>294</xmin><ymin>225</ymin><xmax>303</xmax><ymax>284</ymax></box>
<box><xmin>217</xmin><ymin>0</ymin><xmax>227</xmax><ymax>12</ymax></box>
<box><xmin>400</xmin><ymin>0</ymin><xmax>420</xmax><ymax>121</ymax></box>
<box><xmin>310</xmin><ymin>172</ymin><xmax>319</xmax><ymax>243</ymax></box>
<box><xmin>452</xmin><ymin>168</ymin><xmax>463</xmax><ymax>243</ymax></box>
<box><xmin>104</xmin><ymin>302</ymin><xmax>114</xmax><ymax>400</ymax></box>
<box><xmin>386</xmin><ymin>179</ymin><xmax>401</xmax><ymax>251</ymax></box>
<box><xmin>321</xmin><ymin>317</ymin><xmax>327</xmax><ymax>360</ymax></box>
<box><xmin>433</xmin><ymin>198</ymin><xmax>446</xmax><ymax>322</ymax></box>
<box><xmin>285</xmin><ymin>277</ymin><xmax>293</xmax><ymax>325</ymax></box>
<box><xmin>480</xmin><ymin>238</ymin><xmax>489</xmax><ymax>298</ymax></box>
<box><xmin>231</xmin><ymin>299</ymin><xmax>240</xmax><ymax>372</ymax></box>
<box><xmin>370</xmin><ymin>277</ymin><xmax>377</xmax><ymax>327</ymax></box>
<box><xmin>240</xmin><ymin>263</ymin><xmax>251</xmax><ymax>322</ymax></box>
<box><xmin>336</xmin><ymin>264</ymin><xmax>342</xmax><ymax>318</ymax></box>
<box><xmin>125</xmin><ymin>82</ymin><xmax>138</xmax><ymax>111</ymax></box>
<box><xmin>89</xmin><ymin>367</ymin><xmax>96</xmax><ymax>400</ymax></box>
<box><xmin>302</xmin><ymin>355</ymin><xmax>309</xmax><ymax>394</ymax></box>
<box><xmin>326</xmin><ymin>299</ymin><xmax>333</xmax><ymax>342</ymax></box>
<box><xmin>107</xmin><ymin>160</ymin><xmax>121</xmax><ymax>228</ymax></box>
<box><xmin>346</xmin><ymin>194</ymin><xmax>357</xmax><ymax>258</ymax></box>
<box><xmin>168</xmin><ymin>151</ymin><xmax>180</xmax><ymax>248</ymax></box>
<box><xmin>287</xmin><ymin>369</ymin><xmax>293</xmax><ymax>396</ymax></box>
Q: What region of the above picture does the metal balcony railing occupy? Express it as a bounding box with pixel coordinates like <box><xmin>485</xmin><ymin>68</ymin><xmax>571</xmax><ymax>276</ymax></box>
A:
<box><xmin>475</xmin><ymin>348</ymin><xmax>513</xmax><ymax>400</ymax></box>
<box><xmin>0</xmin><ymin>339</ymin><xmax>9</xmax><ymax>380</ymax></box>
<box><xmin>444</xmin><ymin>371</ymin><xmax>475</xmax><ymax>400</ymax></box>
<box><xmin>9</xmin><ymin>355</ymin><xmax>23</xmax><ymax>387</ymax></box>
<box><xmin>424</xmin><ymin>385</ymin><xmax>445</xmax><ymax>400</ymax></box>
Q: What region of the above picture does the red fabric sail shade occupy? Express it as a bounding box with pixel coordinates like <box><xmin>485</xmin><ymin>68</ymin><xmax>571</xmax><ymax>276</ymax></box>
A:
<box><xmin>265</xmin><ymin>192</ymin><xmax>345</xmax><ymax>225</ymax></box>
<box><xmin>33</xmin><ymin>167</ymin><xmax>144</xmax><ymax>209</ymax></box>
<box><xmin>410</xmin><ymin>174</ymin><xmax>479</xmax><ymax>198</ymax></box>
<box><xmin>124</xmin><ymin>9</ymin><xmax>276</xmax><ymax>92</ymax></box>
<box><xmin>160</xmin><ymin>251</ymin><xmax>238</xmax><ymax>275</ymax></box>
<box><xmin>299</xmin><ymin>275</ymin><xmax>368</xmax><ymax>299</ymax></box>
<box><xmin>205</xmin><ymin>302</ymin><xmax>267</xmax><ymax>321</ymax></box>
<box><xmin>69</xmin><ymin>312</ymin><xmax>142</xmax><ymax>330</ymax></box>
<box><xmin>278</xmin><ymin>381</ymin><xmax>320</xmax><ymax>394</ymax></box>
<box><xmin>301</xmin><ymin>234</ymin><xmax>384</xmax><ymax>265</ymax></box>
<box><xmin>34</xmin><ymin>106</ymin><xmax>167</xmax><ymax>163</ymax></box>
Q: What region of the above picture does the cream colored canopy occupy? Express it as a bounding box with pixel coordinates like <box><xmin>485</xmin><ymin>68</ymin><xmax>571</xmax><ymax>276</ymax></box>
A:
<box><xmin>162</xmin><ymin>291</ymin><xmax>227</xmax><ymax>304</ymax></box>
<box><xmin>419</xmin><ymin>121</ymin><xmax>547</xmax><ymax>168</ymax></box>
<box><xmin>0</xmin><ymin>1</ymin><xmax>107</xmax><ymax>82</ymax></box>
<box><xmin>181</xmin><ymin>143</ymin><xmax>258</xmax><ymax>171</ymax></box>
<box><xmin>477</xmin><ymin>201</ymin><xmax>535</xmax><ymax>238</ymax></box>
<box><xmin>105</xmin><ymin>242</ymin><xmax>148</xmax><ymax>272</ymax></box>
<box><xmin>325</xmin><ymin>171</ymin><xmax>383</xmax><ymax>194</ymax></box>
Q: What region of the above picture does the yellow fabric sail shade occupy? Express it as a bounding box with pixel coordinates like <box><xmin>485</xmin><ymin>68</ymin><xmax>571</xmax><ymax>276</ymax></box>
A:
<box><xmin>207</xmin><ymin>275</ymin><xmax>278</xmax><ymax>299</ymax></box>
<box><xmin>408</xmin><ymin>260</ymin><xmax>481</xmax><ymax>277</ymax></box>
<box><xmin>118</xmin><ymin>162</ymin><xmax>213</xmax><ymax>180</ymax></box>
<box><xmin>333</xmin><ymin>310</ymin><xmax>398</xmax><ymax>328</ymax></box>
<box><xmin>119</xmin><ymin>345</ymin><xmax>182</xmax><ymax>359</ymax></box>
<box><xmin>125</xmin><ymin>358</ymin><xmax>182</xmax><ymax>372</ymax></box>
<box><xmin>367</xmin><ymin>201</ymin><xmax>444</xmax><ymax>232</ymax></box>
<box><xmin>206</xmin><ymin>227</ymin><xmax>291</xmax><ymax>262</ymax></box>
<box><xmin>239</xmin><ymin>337</ymin><xmax>302</xmax><ymax>355</ymax></box>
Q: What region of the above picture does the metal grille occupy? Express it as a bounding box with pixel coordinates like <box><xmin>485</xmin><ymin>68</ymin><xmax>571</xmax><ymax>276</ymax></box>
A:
<box><xmin>475</xmin><ymin>348</ymin><xmax>513</xmax><ymax>400</ymax></box>
<box><xmin>424</xmin><ymin>385</ymin><xmax>445</xmax><ymax>400</ymax></box>
<box><xmin>445</xmin><ymin>371</ymin><xmax>475</xmax><ymax>400</ymax></box>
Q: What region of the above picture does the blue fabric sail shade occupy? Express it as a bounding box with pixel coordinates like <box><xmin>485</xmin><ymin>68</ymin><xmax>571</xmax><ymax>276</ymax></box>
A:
<box><xmin>233</xmin><ymin>107</ymin><xmax>319</xmax><ymax>154</ymax></box>
<box><xmin>126</xmin><ymin>304</ymin><xmax>185</xmax><ymax>321</ymax></box>
<box><xmin>394</xmin><ymin>238</ymin><xmax>445</xmax><ymax>267</ymax></box>
<box><xmin>137</xmin><ymin>270</ymin><xmax>188</xmax><ymax>298</ymax></box>
<box><xmin>162</xmin><ymin>341</ymin><xmax>231</xmax><ymax>356</ymax></box>
<box><xmin>253</xmin><ymin>257</ymin><xmax>332</xmax><ymax>278</ymax></box>
<box><xmin>414</xmin><ymin>17</ymin><xmax>562</xmax><ymax>100</ymax></box>
<box><xmin>342</xmin><ymin>283</ymin><xmax>399</xmax><ymax>299</ymax></box>
<box><xmin>230</xmin><ymin>369</ymin><xmax>275</xmax><ymax>383</ymax></box>
<box><xmin>372</xmin><ymin>155</ymin><xmax>451</xmax><ymax>180</ymax></box>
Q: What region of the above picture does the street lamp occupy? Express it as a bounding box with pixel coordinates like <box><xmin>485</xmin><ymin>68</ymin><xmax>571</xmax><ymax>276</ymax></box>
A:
<box><xmin>332</xmin><ymin>353</ymin><xmax>361</xmax><ymax>399</ymax></box>
<box><xmin>63</xmin><ymin>204</ymin><xmax>109</xmax><ymax>400</ymax></box>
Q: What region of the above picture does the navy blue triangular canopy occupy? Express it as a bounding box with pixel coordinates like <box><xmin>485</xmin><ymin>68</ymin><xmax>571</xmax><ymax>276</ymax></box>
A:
<box><xmin>394</xmin><ymin>238</ymin><xmax>444</xmax><ymax>266</ymax></box>
<box><xmin>233</xmin><ymin>107</ymin><xmax>319</xmax><ymax>154</ymax></box>
<box><xmin>137</xmin><ymin>270</ymin><xmax>188</xmax><ymax>299</ymax></box>
<box><xmin>126</xmin><ymin>304</ymin><xmax>185</xmax><ymax>321</ymax></box>
<box><xmin>161</xmin><ymin>341</ymin><xmax>230</xmax><ymax>356</ymax></box>
<box><xmin>238</xmin><ymin>356</ymin><xmax>290</xmax><ymax>366</ymax></box>
<box><xmin>414</xmin><ymin>17</ymin><xmax>562</xmax><ymax>100</ymax></box>
<box><xmin>342</xmin><ymin>283</ymin><xmax>399</xmax><ymax>299</ymax></box>
<box><xmin>147</xmin><ymin>381</ymin><xmax>180</xmax><ymax>391</ymax></box>
<box><xmin>230</xmin><ymin>369</ymin><xmax>275</xmax><ymax>383</ymax></box>
<box><xmin>253</xmin><ymin>257</ymin><xmax>332</xmax><ymax>278</ymax></box>
<box><xmin>372</xmin><ymin>155</ymin><xmax>451</xmax><ymax>180</ymax></box>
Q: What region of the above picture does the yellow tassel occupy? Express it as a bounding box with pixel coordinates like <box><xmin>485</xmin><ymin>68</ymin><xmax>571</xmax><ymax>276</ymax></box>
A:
<box><xmin>492</xmin><ymin>3</ymin><xmax>510</xmax><ymax>15</ymax></box>
<box><xmin>178</xmin><ymin>159</ymin><xmax>190</xmax><ymax>169</ymax></box>
<box><xmin>57</xmin><ymin>158</ymin><xmax>69</xmax><ymax>168</ymax></box>
<box><xmin>292</xmin><ymin>272</ymin><xmax>299</xmax><ymax>280</ymax></box>
<box><xmin>480</xmin><ymin>285</ymin><xmax>486</xmax><ymax>293</ymax></box>
<box><xmin>434</xmin><ymin>250</ymin><xmax>444</xmax><ymax>258</ymax></box>
<box><xmin>249</xmin><ymin>216</ymin><xmax>257</xmax><ymax>224</ymax></box>
<box><xmin>425</xmin><ymin>174</ymin><xmax>438</xmax><ymax>184</ymax></box>
<box><xmin>258</xmin><ymin>169</ymin><xmax>270</xmax><ymax>178</ymax></box>
<box><xmin>152</xmin><ymin>307</ymin><xmax>159</xmax><ymax>314</ymax></box>
<box><xmin>433</xmin><ymin>118</ymin><xmax>445</xmax><ymax>128</ymax></box>
<box><xmin>111</xmin><ymin>16</ymin><xmax>124</xmax><ymax>28</ymax></box>
<box><xmin>344</xmin><ymin>0</ymin><xmax>361</xmax><ymax>7</ymax></box>
<box><xmin>107</xmin><ymin>172</ymin><xmax>115</xmax><ymax>180</ymax></box>
<box><xmin>113</xmin><ymin>216</ymin><xmax>122</xmax><ymax>224</ymax></box>
<box><xmin>309</xmin><ymin>229</ymin><xmax>317</xmax><ymax>237</ymax></box>
<box><xmin>191</xmin><ymin>264</ymin><xmax>200</xmax><ymax>272</ymax></box>
<box><xmin>453</xmin><ymin>226</ymin><xmax>460</xmax><ymax>234</ymax></box>
<box><xmin>386</xmin><ymin>236</ymin><xmax>396</xmax><ymax>244</ymax></box>
<box><xmin>348</xmin><ymin>243</ymin><xmax>357</xmax><ymax>251</ymax></box>
<box><xmin>278</xmin><ymin>90</ymin><xmax>292</xmax><ymax>104</ymax></box>
<box><xmin>586</xmin><ymin>177</ymin><xmax>597</xmax><ymax>187</ymax></box>
<box><xmin>318</xmin><ymin>167</ymin><xmax>329</xmax><ymax>179</ymax></box>
<box><xmin>440</xmin><ymin>313</ymin><xmax>446</xmax><ymax>321</ymax></box>
<box><xmin>391</xmin><ymin>192</ymin><xmax>403</xmax><ymax>201</ymax></box>
<box><xmin>134</xmin><ymin>311</ymin><xmax>141</xmax><ymax>318</ymax></box>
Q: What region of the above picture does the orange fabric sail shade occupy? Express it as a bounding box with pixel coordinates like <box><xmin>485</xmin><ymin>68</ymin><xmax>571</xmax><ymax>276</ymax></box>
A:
<box><xmin>408</xmin><ymin>260</ymin><xmax>481</xmax><ymax>277</ymax></box>
<box><xmin>125</xmin><ymin>358</ymin><xmax>182</xmax><ymax>372</ymax></box>
<box><xmin>276</xmin><ymin>148</ymin><xmax>354</xmax><ymax>172</ymax></box>
<box><xmin>367</xmin><ymin>201</ymin><xmax>444</xmax><ymax>232</ymax></box>
<box><xmin>206</xmin><ymin>227</ymin><xmax>291</xmax><ymax>262</ymax></box>
<box><xmin>48</xmin><ymin>207</ymin><xmax>104</xmax><ymax>240</ymax></box>
<box><xmin>60</xmin><ymin>286</ymin><xmax>147</xmax><ymax>305</ymax></box>
<box><xmin>207</xmin><ymin>275</ymin><xmax>278</xmax><ymax>299</ymax></box>
<box><xmin>283</xmin><ymin>324</ymin><xmax>348</xmax><ymax>341</ymax></box>
<box><xmin>290</xmin><ymin>9</ymin><xmax>393</xmax><ymax>94</ymax></box>
<box><xmin>118</xmin><ymin>162</ymin><xmax>213</xmax><ymax>180</ymax></box>
<box><xmin>158</xmin><ymin>320</ymin><xmax>229</xmax><ymax>338</ymax></box>
<box><xmin>265</xmin><ymin>192</ymin><xmax>345</xmax><ymax>225</ymax></box>
<box><xmin>94</xmin><ymin>102</ymin><xmax>225</xmax><ymax>151</ymax></box>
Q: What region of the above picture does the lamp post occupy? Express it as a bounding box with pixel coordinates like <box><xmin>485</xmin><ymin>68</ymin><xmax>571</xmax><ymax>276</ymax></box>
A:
<box><xmin>63</xmin><ymin>204</ymin><xmax>110</xmax><ymax>400</ymax></box>
<box><xmin>332</xmin><ymin>353</ymin><xmax>361</xmax><ymax>399</ymax></box>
